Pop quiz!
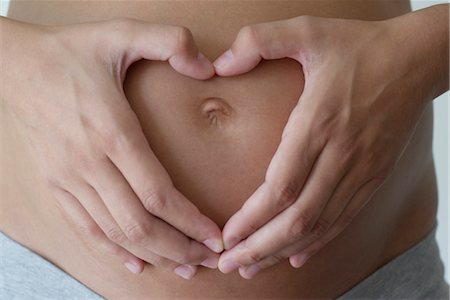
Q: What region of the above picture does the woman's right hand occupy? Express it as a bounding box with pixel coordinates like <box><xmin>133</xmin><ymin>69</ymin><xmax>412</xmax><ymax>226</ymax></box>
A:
<box><xmin>0</xmin><ymin>16</ymin><xmax>223</xmax><ymax>279</ymax></box>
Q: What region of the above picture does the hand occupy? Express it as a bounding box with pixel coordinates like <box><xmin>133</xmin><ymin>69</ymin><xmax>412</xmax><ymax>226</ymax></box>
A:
<box><xmin>213</xmin><ymin>6</ymin><xmax>448</xmax><ymax>278</ymax></box>
<box><xmin>1</xmin><ymin>17</ymin><xmax>223</xmax><ymax>279</ymax></box>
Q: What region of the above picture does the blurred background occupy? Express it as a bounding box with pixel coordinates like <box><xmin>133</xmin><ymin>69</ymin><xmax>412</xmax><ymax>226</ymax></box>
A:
<box><xmin>0</xmin><ymin>0</ymin><xmax>448</xmax><ymax>282</ymax></box>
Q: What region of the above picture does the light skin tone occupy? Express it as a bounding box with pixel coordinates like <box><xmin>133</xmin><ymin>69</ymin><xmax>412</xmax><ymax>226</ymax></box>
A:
<box><xmin>213</xmin><ymin>4</ymin><xmax>449</xmax><ymax>278</ymax></box>
<box><xmin>0</xmin><ymin>17</ymin><xmax>223</xmax><ymax>280</ymax></box>
<box><xmin>1</xmin><ymin>3</ymin><xmax>448</xmax><ymax>281</ymax></box>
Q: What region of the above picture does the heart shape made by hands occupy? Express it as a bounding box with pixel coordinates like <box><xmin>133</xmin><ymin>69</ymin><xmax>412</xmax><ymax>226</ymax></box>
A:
<box><xmin>123</xmin><ymin>56</ymin><xmax>304</xmax><ymax>230</ymax></box>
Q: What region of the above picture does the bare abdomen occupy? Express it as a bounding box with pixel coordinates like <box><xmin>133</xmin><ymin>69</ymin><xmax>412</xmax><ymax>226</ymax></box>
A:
<box><xmin>2</xmin><ymin>1</ymin><xmax>438</xmax><ymax>298</ymax></box>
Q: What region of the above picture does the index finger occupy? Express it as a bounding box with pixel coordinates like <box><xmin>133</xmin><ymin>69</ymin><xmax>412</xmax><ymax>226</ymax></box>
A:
<box><xmin>100</xmin><ymin>19</ymin><xmax>223</xmax><ymax>252</ymax></box>
<box><xmin>104</xmin><ymin>119</ymin><xmax>223</xmax><ymax>253</ymax></box>
<box><xmin>222</xmin><ymin>101</ymin><xmax>326</xmax><ymax>249</ymax></box>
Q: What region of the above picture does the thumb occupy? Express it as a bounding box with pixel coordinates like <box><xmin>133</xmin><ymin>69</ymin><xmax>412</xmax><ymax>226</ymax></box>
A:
<box><xmin>213</xmin><ymin>18</ymin><xmax>304</xmax><ymax>76</ymax></box>
<box><xmin>99</xmin><ymin>19</ymin><xmax>215</xmax><ymax>80</ymax></box>
<box><xmin>169</xmin><ymin>51</ymin><xmax>214</xmax><ymax>80</ymax></box>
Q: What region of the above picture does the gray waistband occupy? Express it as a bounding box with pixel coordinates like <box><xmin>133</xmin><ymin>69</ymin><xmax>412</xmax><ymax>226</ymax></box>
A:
<box><xmin>0</xmin><ymin>231</ymin><xmax>103</xmax><ymax>300</ymax></box>
<box><xmin>338</xmin><ymin>222</ymin><xmax>449</xmax><ymax>299</ymax></box>
<box><xmin>1</xmin><ymin>223</ymin><xmax>448</xmax><ymax>299</ymax></box>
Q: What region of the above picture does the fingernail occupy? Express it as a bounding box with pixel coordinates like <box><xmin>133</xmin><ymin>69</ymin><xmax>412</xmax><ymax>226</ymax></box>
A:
<box><xmin>213</xmin><ymin>49</ymin><xmax>233</xmax><ymax>69</ymax></box>
<box><xmin>241</xmin><ymin>264</ymin><xmax>261</xmax><ymax>279</ymax></box>
<box><xmin>203</xmin><ymin>238</ymin><xmax>223</xmax><ymax>253</ymax></box>
<box><xmin>174</xmin><ymin>264</ymin><xmax>196</xmax><ymax>280</ymax></box>
<box><xmin>224</xmin><ymin>236</ymin><xmax>240</xmax><ymax>250</ymax></box>
<box><xmin>200</xmin><ymin>257</ymin><xmax>219</xmax><ymax>269</ymax></box>
<box><xmin>124</xmin><ymin>262</ymin><xmax>141</xmax><ymax>274</ymax></box>
<box><xmin>219</xmin><ymin>259</ymin><xmax>240</xmax><ymax>273</ymax></box>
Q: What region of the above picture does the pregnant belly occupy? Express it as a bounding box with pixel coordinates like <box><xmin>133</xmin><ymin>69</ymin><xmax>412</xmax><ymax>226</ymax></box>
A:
<box><xmin>124</xmin><ymin>58</ymin><xmax>303</xmax><ymax>228</ymax></box>
<box><xmin>3</xmin><ymin>0</ymin><xmax>438</xmax><ymax>299</ymax></box>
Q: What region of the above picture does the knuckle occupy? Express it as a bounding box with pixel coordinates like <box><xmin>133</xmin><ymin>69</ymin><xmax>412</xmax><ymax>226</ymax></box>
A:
<box><xmin>242</xmin><ymin>240</ymin><xmax>263</xmax><ymax>264</ymax></box>
<box><xmin>310</xmin><ymin>118</ymin><xmax>332</xmax><ymax>141</ymax></box>
<box><xmin>247</xmin><ymin>251</ymin><xmax>263</xmax><ymax>265</ymax></box>
<box><xmin>141</xmin><ymin>189</ymin><xmax>167</xmax><ymax>214</ymax></box>
<box><xmin>238</xmin><ymin>25</ymin><xmax>260</xmax><ymax>48</ymax></box>
<box><xmin>123</xmin><ymin>222</ymin><xmax>150</xmax><ymax>244</ymax></box>
<box><xmin>337</xmin><ymin>140</ymin><xmax>359</xmax><ymax>169</ymax></box>
<box><xmin>70</xmin><ymin>148</ymin><xmax>93</xmax><ymax>173</ymax></box>
<box><xmin>268</xmin><ymin>253</ymin><xmax>285</xmax><ymax>265</ymax></box>
<box><xmin>172</xmin><ymin>26</ymin><xmax>194</xmax><ymax>53</ymax></box>
<box><xmin>247</xmin><ymin>222</ymin><xmax>260</xmax><ymax>233</ymax></box>
<box><xmin>176</xmin><ymin>240</ymin><xmax>206</xmax><ymax>265</ymax></box>
<box><xmin>175</xmin><ymin>252</ymin><xmax>192</xmax><ymax>265</ymax></box>
<box><xmin>97</xmin><ymin>124</ymin><xmax>124</xmax><ymax>155</ymax></box>
<box><xmin>87</xmin><ymin>109</ymin><xmax>141</xmax><ymax>156</ymax></box>
<box><xmin>287</xmin><ymin>212</ymin><xmax>314</xmax><ymax>241</ymax></box>
<box><xmin>44</xmin><ymin>175</ymin><xmax>61</xmax><ymax>189</ymax></box>
<box><xmin>105</xmin><ymin>226</ymin><xmax>127</xmax><ymax>244</ymax></box>
<box><xmin>99</xmin><ymin>17</ymin><xmax>136</xmax><ymax>49</ymax></box>
<box><xmin>269</xmin><ymin>181</ymin><xmax>299</xmax><ymax>211</ymax></box>
<box><xmin>311</xmin><ymin>218</ymin><xmax>331</xmax><ymax>239</ymax></box>
<box><xmin>294</xmin><ymin>15</ymin><xmax>319</xmax><ymax>44</ymax></box>
<box><xmin>100</xmin><ymin>123</ymin><xmax>138</xmax><ymax>156</ymax></box>
<box><xmin>359</xmin><ymin>150</ymin><xmax>377</xmax><ymax>174</ymax></box>
<box><xmin>259</xmin><ymin>254</ymin><xmax>285</xmax><ymax>268</ymax></box>
<box><xmin>358</xmin><ymin>139</ymin><xmax>382</xmax><ymax>172</ymax></box>
<box><xmin>175</xmin><ymin>257</ymin><xmax>190</xmax><ymax>266</ymax></box>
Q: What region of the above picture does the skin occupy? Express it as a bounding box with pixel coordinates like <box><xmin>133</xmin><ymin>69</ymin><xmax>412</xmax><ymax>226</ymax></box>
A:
<box><xmin>0</xmin><ymin>16</ymin><xmax>224</xmax><ymax>279</ymax></box>
<box><xmin>214</xmin><ymin>4</ymin><xmax>449</xmax><ymax>278</ymax></box>
<box><xmin>0</xmin><ymin>0</ymin><xmax>446</xmax><ymax>296</ymax></box>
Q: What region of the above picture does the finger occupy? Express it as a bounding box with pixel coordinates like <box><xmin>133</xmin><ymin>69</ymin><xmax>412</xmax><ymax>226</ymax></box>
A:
<box><xmin>86</xmin><ymin>158</ymin><xmax>220</xmax><ymax>266</ymax></box>
<box><xmin>57</xmin><ymin>187</ymin><xmax>201</xmax><ymax>280</ymax></box>
<box><xmin>76</xmin><ymin>187</ymin><xmax>202</xmax><ymax>280</ymax></box>
<box><xmin>238</xmin><ymin>253</ymin><xmax>286</xmax><ymax>279</ymax></box>
<box><xmin>54</xmin><ymin>185</ymin><xmax>202</xmax><ymax>279</ymax></box>
<box><xmin>222</xmin><ymin>102</ymin><xmax>325</xmax><ymax>250</ymax></box>
<box><xmin>73</xmin><ymin>179</ymin><xmax>212</xmax><ymax>278</ymax></box>
<box><xmin>237</xmin><ymin>173</ymin><xmax>377</xmax><ymax>279</ymax></box>
<box><xmin>236</xmin><ymin>171</ymin><xmax>360</xmax><ymax>279</ymax></box>
<box><xmin>213</xmin><ymin>17</ymin><xmax>306</xmax><ymax>76</ymax></box>
<box><xmin>278</xmin><ymin>167</ymin><xmax>368</xmax><ymax>258</ymax></box>
<box><xmin>50</xmin><ymin>187</ymin><xmax>145</xmax><ymax>274</ymax></box>
<box><xmin>105</xmin><ymin>19</ymin><xmax>214</xmax><ymax>80</ymax></box>
<box><xmin>103</xmin><ymin>117</ymin><xmax>223</xmax><ymax>253</ymax></box>
<box><xmin>218</xmin><ymin>144</ymin><xmax>345</xmax><ymax>273</ymax></box>
<box><xmin>289</xmin><ymin>178</ymin><xmax>380</xmax><ymax>268</ymax></box>
<box><xmin>101</xmin><ymin>21</ymin><xmax>222</xmax><ymax>251</ymax></box>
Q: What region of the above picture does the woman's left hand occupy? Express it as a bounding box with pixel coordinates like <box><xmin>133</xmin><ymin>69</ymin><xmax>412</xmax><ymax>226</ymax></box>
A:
<box><xmin>213</xmin><ymin>5</ymin><xmax>448</xmax><ymax>278</ymax></box>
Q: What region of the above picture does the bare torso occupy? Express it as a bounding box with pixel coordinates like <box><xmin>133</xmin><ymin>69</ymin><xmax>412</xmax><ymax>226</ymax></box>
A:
<box><xmin>0</xmin><ymin>1</ymin><xmax>438</xmax><ymax>299</ymax></box>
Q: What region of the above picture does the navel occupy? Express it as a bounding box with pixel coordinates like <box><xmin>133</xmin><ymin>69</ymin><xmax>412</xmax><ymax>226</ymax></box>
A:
<box><xmin>199</xmin><ymin>97</ymin><xmax>234</xmax><ymax>127</ymax></box>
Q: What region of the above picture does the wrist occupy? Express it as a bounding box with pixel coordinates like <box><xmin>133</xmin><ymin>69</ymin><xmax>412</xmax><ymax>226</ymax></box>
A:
<box><xmin>384</xmin><ymin>4</ymin><xmax>449</xmax><ymax>103</ymax></box>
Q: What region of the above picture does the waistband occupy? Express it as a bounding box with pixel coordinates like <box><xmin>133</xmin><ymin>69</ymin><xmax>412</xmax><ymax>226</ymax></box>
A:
<box><xmin>1</xmin><ymin>223</ymin><xmax>448</xmax><ymax>299</ymax></box>
<box><xmin>338</xmin><ymin>222</ymin><xmax>449</xmax><ymax>299</ymax></box>
<box><xmin>0</xmin><ymin>231</ymin><xmax>103</xmax><ymax>299</ymax></box>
